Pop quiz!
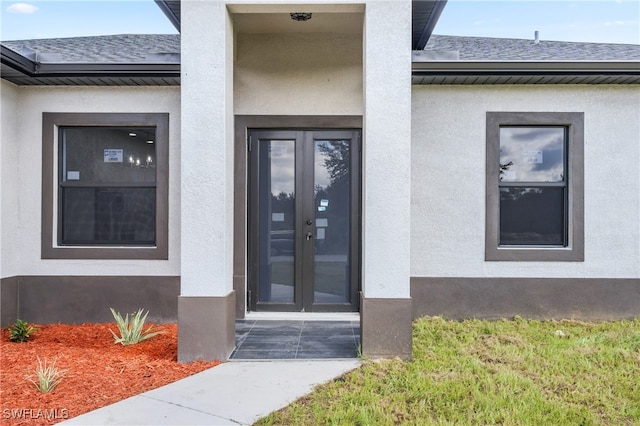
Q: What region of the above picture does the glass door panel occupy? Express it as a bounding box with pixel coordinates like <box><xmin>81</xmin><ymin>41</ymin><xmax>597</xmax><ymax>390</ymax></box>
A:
<box><xmin>257</xmin><ymin>139</ymin><xmax>295</xmax><ymax>303</ymax></box>
<box><xmin>313</xmin><ymin>140</ymin><xmax>351</xmax><ymax>304</ymax></box>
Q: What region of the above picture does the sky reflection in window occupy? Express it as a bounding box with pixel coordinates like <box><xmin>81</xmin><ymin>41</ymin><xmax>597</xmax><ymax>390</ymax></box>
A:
<box><xmin>499</xmin><ymin>127</ymin><xmax>565</xmax><ymax>183</ymax></box>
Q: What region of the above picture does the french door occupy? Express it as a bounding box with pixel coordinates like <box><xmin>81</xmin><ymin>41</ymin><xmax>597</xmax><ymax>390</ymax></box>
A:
<box><xmin>247</xmin><ymin>129</ymin><xmax>361</xmax><ymax>312</ymax></box>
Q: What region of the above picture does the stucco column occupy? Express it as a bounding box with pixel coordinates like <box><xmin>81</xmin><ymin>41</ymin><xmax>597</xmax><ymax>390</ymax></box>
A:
<box><xmin>0</xmin><ymin>81</ymin><xmax>20</xmax><ymax>326</ymax></box>
<box><xmin>179</xmin><ymin>0</ymin><xmax>235</xmax><ymax>362</ymax></box>
<box><xmin>361</xmin><ymin>0</ymin><xmax>413</xmax><ymax>359</ymax></box>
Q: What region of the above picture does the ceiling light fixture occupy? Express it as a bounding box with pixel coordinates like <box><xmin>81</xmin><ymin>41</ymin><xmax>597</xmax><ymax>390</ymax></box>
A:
<box><xmin>290</xmin><ymin>12</ymin><xmax>312</xmax><ymax>21</ymax></box>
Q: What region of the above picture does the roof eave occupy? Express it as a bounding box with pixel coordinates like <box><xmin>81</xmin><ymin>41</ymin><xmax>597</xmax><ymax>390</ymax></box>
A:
<box><xmin>35</xmin><ymin>62</ymin><xmax>180</xmax><ymax>76</ymax></box>
<box><xmin>155</xmin><ymin>0</ymin><xmax>180</xmax><ymax>32</ymax></box>
<box><xmin>414</xmin><ymin>0</ymin><xmax>448</xmax><ymax>50</ymax></box>
<box><xmin>412</xmin><ymin>59</ymin><xmax>640</xmax><ymax>73</ymax></box>
<box><xmin>1</xmin><ymin>45</ymin><xmax>181</xmax><ymax>85</ymax></box>
<box><xmin>1</xmin><ymin>45</ymin><xmax>36</xmax><ymax>75</ymax></box>
<box><xmin>412</xmin><ymin>60</ymin><xmax>640</xmax><ymax>84</ymax></box>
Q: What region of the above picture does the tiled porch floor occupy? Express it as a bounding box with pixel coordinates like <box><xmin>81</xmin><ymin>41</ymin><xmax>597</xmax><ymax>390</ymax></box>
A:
<box><xmin>230</xmin><ymin>320</ymin><xmax>361</xmax><ymax>360</ymax></box>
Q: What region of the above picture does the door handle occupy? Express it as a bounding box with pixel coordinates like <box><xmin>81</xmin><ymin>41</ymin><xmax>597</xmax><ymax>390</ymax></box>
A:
<box><xmin>306</xmin><ymin>232</ymin><xmax>313</xmax><ymax>240</ymax></box>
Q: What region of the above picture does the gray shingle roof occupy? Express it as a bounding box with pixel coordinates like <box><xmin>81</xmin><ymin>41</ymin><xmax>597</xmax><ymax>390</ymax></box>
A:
<box><xmin>2</xmin><ymin>33</ymin><xmax>638</xmax><ymax>87</ymax></box>
<box><xmin>2</xmin><ymin>34</ymin><xmax>180</xmax><ymax>63</ymax></box>
<box><xmin>4</xmin><ymin>33</ymin><xmax>638</xmax><ymax>64</ymax></box>
<box><xmin>425</xmin><ymin>34</ymin><xmax>640</xmax><ymax>61</ymax></box>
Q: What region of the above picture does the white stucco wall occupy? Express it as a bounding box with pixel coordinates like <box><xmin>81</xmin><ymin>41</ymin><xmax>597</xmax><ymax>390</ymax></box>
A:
<box><xmin>0</xmin><ymin>81</ymin><xmax>21</xmax><ymax>278</ymax></box>
<box><xmin>234</xmin><ymin>32</ymin><xmax>363</xmax><ymax>115</ymax></box>
<box><xmin>363</xmin><ymin>0</ymin><xmax>412</xmax><ymax>298</ymax></box>
<box><xmin>6</xmin><ymin>85</ymin><xmax>180</xmax><ymax>277</ymax></box>
<box><xmin>411</xmin><ymin>84</ymin><xmax>640</xmax><ymax>279</ymax></box>
<box><xmin>181</xmin><ymin>0</ymin><xmax>235</xmax><ymax>296</ymax></box>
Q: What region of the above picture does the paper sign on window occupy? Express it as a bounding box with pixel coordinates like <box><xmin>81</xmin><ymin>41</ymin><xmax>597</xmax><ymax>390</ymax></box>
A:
<box><xmin>523</xmin><ymin>150</ymin><xmax>543</xmax><ymax>164</ymax></box>
<box><xmin>269</xmin><ymin>145</ymin><xmax>286</xmax><ymax>158</ymax></box>
<box><xmin>104</xmin><ymin>149</ymin><xmax>123</xmax><ymax>163</ymax></box>
<box><xmin>67</xmin><ymin>171</ymin><xmax>80</xmax><ymax>180</ymax></box>
<box><xmin>272</xmin><ymin>213</ymin><xmax>285</xmax><ymax>222</ymax></box>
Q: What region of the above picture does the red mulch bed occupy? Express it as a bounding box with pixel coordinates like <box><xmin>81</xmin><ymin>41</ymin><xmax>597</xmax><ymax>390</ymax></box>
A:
<box><xmin>1</xmin><ymin>323</ymin><xmax>220</xmax><ymax>425</ymax></box>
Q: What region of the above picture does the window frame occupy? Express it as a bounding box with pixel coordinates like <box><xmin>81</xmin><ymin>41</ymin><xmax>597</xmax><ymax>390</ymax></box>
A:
<box><xmin>42</xmin><ymin>113</ymin><xmax>169</xmax><ymax>260</ymax></box>
<box><xmin>485</xmin><ymin>112</ymin><xmax>584</xmax><ymax>262</ymax></box>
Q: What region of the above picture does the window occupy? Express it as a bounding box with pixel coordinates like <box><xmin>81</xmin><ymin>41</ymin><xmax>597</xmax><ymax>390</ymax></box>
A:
<box><xmin>485</xmin><ymin>112</ymin><xmax>584</xmax><ymax>261</ymax></box>
<box><xmin>42</xmin><ymin>113</ymin><xmax>169</xmax><ymax>259</ymax></box>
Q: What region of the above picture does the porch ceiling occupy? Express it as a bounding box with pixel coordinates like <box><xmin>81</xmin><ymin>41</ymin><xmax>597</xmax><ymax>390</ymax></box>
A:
<box><xmin>156</xmin><ymin>0</ymin><xmax>445</xmax><ymax>46</ymax></box>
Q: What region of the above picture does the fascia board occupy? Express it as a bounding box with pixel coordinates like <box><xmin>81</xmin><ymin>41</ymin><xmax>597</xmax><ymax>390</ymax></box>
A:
<box><xmin>412</xmin><ymin>59</ymin><xmax>640</xmax><ymax>75</ymax></box>
<box><xmin>36</xmin><ymin>62</ymin><xmax>180</xmax><ymax>76</ymax></box>
<box><xmin>1</xmin><ymin>45</ymin><xmax>37</xmax><ymax>75</ymax></box>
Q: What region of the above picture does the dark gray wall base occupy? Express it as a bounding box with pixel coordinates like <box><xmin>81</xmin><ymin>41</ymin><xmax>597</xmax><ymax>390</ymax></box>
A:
<box><xmin>1</xmin><ymin>275</ymin><xmax>179</xmax><ymax>326</ymax></box>
<box><xmin>361</xmin><ymin>295</ymin><xmax>412</xmax><ymax>360</ymax></box>
<box><xmin>178</xmin><ymin>292</ymin><xmax>236</xmax><ymax>362</ymax></box>
<box><xmin>1</xmin><ymin>276</ymin><xmax>19</xmax><ymax>326</ymax></box>
<box><xmin>233</xmin><ymin>275</ymin><xmax>245</xmax><ymax>319</ymax></box>
<box><xmin>412</xmin><ymin>277</ymin><xmax>640</xmax><ymax>321</ymax></box>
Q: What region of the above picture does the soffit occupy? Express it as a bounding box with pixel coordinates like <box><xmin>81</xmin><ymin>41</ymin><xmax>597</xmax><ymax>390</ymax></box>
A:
<box><xmin>412</xmin><ymin>60</ymin><xmax>640</xmax><ymax>85</ymax></box>
<box><xmin>412</xmin><ymin>0</ymin><xmax>447</xmax><ymax>50</ymax></box>
<box><xmin>154</xmin><ymin>0</ymin><xmax>180</xmax><ymax>31</ymax></box>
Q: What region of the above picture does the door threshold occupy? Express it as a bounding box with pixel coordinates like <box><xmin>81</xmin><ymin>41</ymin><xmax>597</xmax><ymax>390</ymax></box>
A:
<box><xmin>244</xmin><ymin>312</ymin><xmax>360</xmax><ymax>322</ymax></box>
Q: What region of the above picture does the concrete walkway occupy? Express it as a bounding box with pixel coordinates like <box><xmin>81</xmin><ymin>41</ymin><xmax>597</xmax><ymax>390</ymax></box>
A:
<box><xmin>62</xmin><ymin>359</ymin><xmax>360</xmax><ymax>425</ymax></box>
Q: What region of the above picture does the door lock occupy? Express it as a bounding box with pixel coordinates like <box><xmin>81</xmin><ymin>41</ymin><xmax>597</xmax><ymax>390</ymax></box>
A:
<box><xmin>305</xmin><ymin>231</ymin><xmax>313</xmax><ymax>240</ymax></box>
<box><xmin>306</xmin><ymin>219</ymin><xmax>313</xmax><ymax>225</ymax></box>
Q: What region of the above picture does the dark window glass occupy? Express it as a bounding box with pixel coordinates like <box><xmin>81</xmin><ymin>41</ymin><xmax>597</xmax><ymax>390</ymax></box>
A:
<box><xmin>499</xmin><ymin>187</ymin><xmax>565</xmax><ymax>245</ymax></box>
<box><xmin>257</xmin><ymin>139</ymin><xmax>295</xmax><ymax>303</ymax></box>
<box><xmin>498</xmin><ymin>126</ymin><xmax>567</xmax><ymax>247</ymax></box>
<box><xmin>59</xmin><ymin>127</ymin><xmax>157</xmax><ymax>246</ymax></box>
<box><xmin>61</xmin><ymin>188</ymin><xmax>156</xmax><ymax>245</ymax></box>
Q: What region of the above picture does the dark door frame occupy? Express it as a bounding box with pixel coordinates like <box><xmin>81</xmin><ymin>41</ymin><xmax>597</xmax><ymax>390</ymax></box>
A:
<box><xmin>247</xmin><ymin>129</ymin><xmax>361</xmax><ymax>312</ymax></box>
<box><xmin>234</xmin><ymin>116</ymin><xmax>363</xmax><ymax>318</ymax></box>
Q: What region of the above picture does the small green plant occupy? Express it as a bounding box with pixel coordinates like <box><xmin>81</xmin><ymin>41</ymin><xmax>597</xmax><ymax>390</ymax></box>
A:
<box><xmin>109</xmin><ymin>308</ymin><xmax>164</xmax><ymax>345</ymax></box>
<box><xmin>8</xmin><ymin>319</ymin><xmax>38</xmax><ymax>342</ymax></box>
<box><xmin>27</xmin><ymin>357</ymin><xmax>67</xmax><ymax>393</ymax></box>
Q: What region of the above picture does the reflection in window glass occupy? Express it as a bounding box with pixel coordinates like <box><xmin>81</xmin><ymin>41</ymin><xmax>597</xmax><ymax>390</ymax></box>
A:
<box><xmin>59</xmin><ymin>127</ymin><xmax>156</xmax><ymax>245</ymax></box>
<box><xmin>314</xmin><ymin>140</ymin><xmax>351</xmax><ymax>304</ymax></box>
<box><xmin>499</xmin><ymin>127</ymin><xmax>565</xmax><ymax>183</ymax></box>
<box><xmin>258</xmin><ymin>139</ymin><xmax>295</xmax><ymax>303</ymax></box>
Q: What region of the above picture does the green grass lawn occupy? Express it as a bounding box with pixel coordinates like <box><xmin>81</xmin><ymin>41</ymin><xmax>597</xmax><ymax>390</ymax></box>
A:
<box><xmin>256</xmin><ymin>317</ymin><xmax>640</xmax><ymax>425</ymax></box>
